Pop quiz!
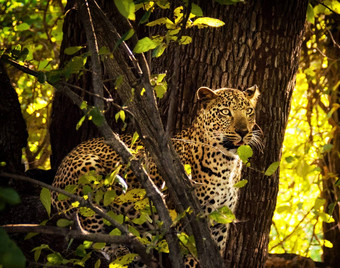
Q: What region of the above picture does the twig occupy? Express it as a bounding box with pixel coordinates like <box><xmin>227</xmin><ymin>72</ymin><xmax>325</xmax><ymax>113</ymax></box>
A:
<box><xmin>270</xmin><ymin>207</ymin><xmax>313</xmax><ymax>251</ymax></box>
<box><xmin>0</xmin><ymin>172</ymin><xmax>157</xmax><ymax>267</ymax></box>
<box><xmin>78</xmin><ymin>0</ymin><xmax>104</xmax><ymax>111</ymax></box>
<box><xmin>3</xmin><ymin>224</ymin><xmax>136</xmax><ymax>245</ymax></box>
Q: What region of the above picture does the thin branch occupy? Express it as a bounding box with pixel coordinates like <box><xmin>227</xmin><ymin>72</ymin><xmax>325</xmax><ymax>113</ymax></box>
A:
<box><xmin>270</xmin><ymin>207</ymin><xmax>313</xmax><ymax>251</ymax></box>
<box><xmin>2</xmin><ymin>224</ymin><xmax>136</xmax><ymax>245</ymax></box>
<box><xmin>78</xmin><ymin>0</ymin><xmax>104</xmax><ymax>111</ymax></box>
<box><xmin>0</xmin><ymin>172</ymin><xmax>158</xmax><ymax>267</ymax></box>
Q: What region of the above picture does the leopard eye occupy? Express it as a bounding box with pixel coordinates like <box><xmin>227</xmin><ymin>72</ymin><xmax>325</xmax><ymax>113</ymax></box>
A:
<box><xmin>246</xmin><ymin>108</ymin><xmax>253</xmax><ymax>115</ymax></box>
<box><xmin>220</xmin><ymin>108</ymin><xmax>231</xmax><ymax>116</ymax></box>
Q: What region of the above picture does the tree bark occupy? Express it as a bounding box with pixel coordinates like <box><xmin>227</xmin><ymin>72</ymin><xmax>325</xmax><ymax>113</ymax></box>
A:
<box><xmin>0</xmin><ymin>60</ymin><xmax>28</xmax><ymax>174</ymax></box>
<box><xmin>153</xmin><ymin>1</ymin><xmax>308</xmax><ymax>266</ymax></box>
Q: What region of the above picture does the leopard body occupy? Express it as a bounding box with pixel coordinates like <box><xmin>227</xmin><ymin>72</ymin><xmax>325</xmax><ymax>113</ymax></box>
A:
<box><xmin>52</xmin><ymin>86</ymin><xmax>260</xmax><ymax>267</ymax></box>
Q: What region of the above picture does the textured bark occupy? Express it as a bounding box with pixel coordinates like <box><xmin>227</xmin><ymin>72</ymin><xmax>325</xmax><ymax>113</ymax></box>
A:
<box><xmin>0</xmin><ymin>61</ymin><xmax>28</xmax><ymax>174</ymax></box>
<box><xmin>153</xmin><ymin>1</ymin><xmax>308</xmax><ymax>266</ymax></box>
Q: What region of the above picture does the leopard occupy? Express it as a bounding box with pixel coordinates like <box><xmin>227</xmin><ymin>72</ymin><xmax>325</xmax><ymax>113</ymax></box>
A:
<box><xmin>51</xmin><ymin>85</ymin><xmax>261</xmax><ymax>267</ymax></box>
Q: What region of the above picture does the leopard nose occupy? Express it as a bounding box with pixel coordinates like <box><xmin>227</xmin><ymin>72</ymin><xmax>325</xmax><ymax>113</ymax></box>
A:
<box><xmin>236</xmin><ymin>130</ymin><xmax>249</xmax><ymax>139</ymax></box>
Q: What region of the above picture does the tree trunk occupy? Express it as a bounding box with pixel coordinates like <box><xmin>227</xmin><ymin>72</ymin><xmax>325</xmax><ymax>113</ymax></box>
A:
<box><xmin>49</xmin><ymin>0</ymin><xmax>124</xmax><ymax>169</ymax></box>
<box><xmin>0</xmin><ymin>60</ymin><xmax>28</xmax><ymax>174</ymax></box>
<box><xmin>154</xmin><ymin>1</ymin><xmax>308</xmax><ymax>267</ymax></box>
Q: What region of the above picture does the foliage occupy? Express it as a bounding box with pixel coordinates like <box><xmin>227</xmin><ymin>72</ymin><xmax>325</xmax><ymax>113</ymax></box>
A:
<box><xmin>0</xmin><ymin>0</ymin><xmax>65</xmax><ymax>169</ymax></box>
<box><xmin>0</xmin><ymin>187</ymin><xmax>25</xmax><ymax>268</ymax></box>
<box><xmin>1</xmin><ymin>0</ymin><xmax>339</xmax><ymax>266</ymax></box>
<box><xmin>0</xmin><ymin>228</ymin><xmax>26</xmax><ymax>268</ymax></box>
<box><xmin>269</xmin><ymin>0</ymin><xmax>340</xmax><ymax>261</ymax></box>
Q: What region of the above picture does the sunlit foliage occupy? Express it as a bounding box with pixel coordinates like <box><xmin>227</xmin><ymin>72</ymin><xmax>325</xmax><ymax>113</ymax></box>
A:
<box><xmin>0</xmin><ymin>0</ymin><xmax>65</xmax><ymax>169</ymax></box>
<box><xmin>269</xmin><ymin>0</ymin><xmax>340</xmax><ymax>261</ymax></box>
<box><xmin>1</xmin><ymin>0</ymin><xmax>339</xmax><ymax>265</ymax></box>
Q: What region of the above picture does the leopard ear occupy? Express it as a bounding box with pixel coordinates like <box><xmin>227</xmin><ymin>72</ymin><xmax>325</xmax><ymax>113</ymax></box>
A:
<box><xmin>197</xmin><ymin>87</ymin><xmax>217</xmax><ymax>103</ymax></box>
<box><xmin>244</xmin><ymin>85</ymin><xmax>260</xmax><ymax>106</ymax></box>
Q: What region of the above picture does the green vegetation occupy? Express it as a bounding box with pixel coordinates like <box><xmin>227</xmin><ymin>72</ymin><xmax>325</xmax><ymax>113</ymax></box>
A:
<box><xmin>1</xmin><ymin>0</ymin><xmax>339</xmax><ymax>266</ymax></box>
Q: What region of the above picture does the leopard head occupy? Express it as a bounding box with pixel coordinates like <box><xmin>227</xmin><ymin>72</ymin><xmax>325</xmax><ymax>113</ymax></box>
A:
<box><xmin>197</xmin><ymin>85</ymin><xmax>261</xmax><ymax>150</ymax></box>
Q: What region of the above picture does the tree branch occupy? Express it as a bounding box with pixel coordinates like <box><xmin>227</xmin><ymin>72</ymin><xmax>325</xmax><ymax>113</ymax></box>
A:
<box><xmin>0</xmin><ymin>172</ymin><xmax>158</xmax><ymax>267</ymax></box>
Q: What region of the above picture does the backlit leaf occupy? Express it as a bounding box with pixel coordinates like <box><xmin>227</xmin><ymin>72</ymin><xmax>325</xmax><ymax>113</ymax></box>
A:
<box><xmin>233</xmin><ymin>179</ymin><xmax>248</xmax><ymax>188</ymax></box>
<box><xmin>114</xmin><ymin>0</ymin><xmax>135</xmax><ymax>20</ymax></box>
<box><xmin>264</xmin><ymin>162</ymin><xmax>280</xmax><ymax>176</ymax></box>
<box><xmin>40</xmin><ymin>188</ymin><xmax>51</xmax><ymax>217</ymax></box>
<box><xmin>192</xmin><ymin>17</ymin><xmax>225</xmax><ymax>27</ymax></box>
<box><xmin>133</xmin><ymin>37</ymin><xmax>159</xmax><ymax>53</ymax></box>
<box><xmin>306</xmin><ymin>3</ymin><xmax>315</xmax><ymax>24</ymax></box>
<box><xmin>57</xmin><ymin>218</ymin><xmax>73</xmax><ymax>227</ymax></box>
<box><xmin>64</xmin><ymin>46</ymin><xmax>83</xmax><ymax>55</ymax></box>
<box><xmin>237</xmin><ymin>145</ymin><xmax>253</xmax><ymax>163</ymax></box>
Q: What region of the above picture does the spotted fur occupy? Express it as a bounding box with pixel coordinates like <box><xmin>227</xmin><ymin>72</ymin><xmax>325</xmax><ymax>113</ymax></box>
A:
<box><xmin>52</xmin><ymin>86</ymin><xmax>260</xmax><ymax>267</ymax></box>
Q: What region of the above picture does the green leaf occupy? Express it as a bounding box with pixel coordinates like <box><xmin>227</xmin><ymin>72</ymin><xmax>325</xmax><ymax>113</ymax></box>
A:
<box><xmin>98</xmin><ymin>46</ymin><xmax>110</xmax><ymax>55</ymax></box>
<box><xmin>0</xmin><ymin>187</ymin><xmax>21</xmax><ymax>206</ymax></box>
<box><xmin>80</xmin><ymin>101</ymin><xmax>88</xmax><ymax>110</ymax></box>
<box><xmin>46</xmin><ymin>252</ymin><xmax>63</xmax><ymax>264</ymax></box>
<box><xmin>179</xmin><ymin>36</ymin><xmax>192</xmax><ymax>45</ymax></box>
<box><xmin>16</xmin><ymin>23</ymin><xmax>30</xmax><ymax>31</ymax></box>
<box><xmin>76</xmin><ymin>115</ymin><xmax>86</xmax><ymax>130</ymax></box>
<box><xmin>319</xmin><ymin>212</ymin><xmax>335</xmax><ymax>223</ymax></box>
<box><xmin>63</xmin><ymin>56</ymin><xmax>86</xmax><ymax>78</ymax></box>
<box><xmin>103</xmin><ymin>190</ymin><xmax>116</xmax><ymax>206</ymax></box>
<box><xmin>56</xmin><ymin>219</ymin><xmax>73</xmax><ymax>227</ymax></box>
<box><xmin>111</xmin><ymin>253</ymin><xmax>138</xmax><ymax>266</ymax></box>
<box><xmin>64</xmin><ymin>46</ymin><xmax>83</xmax><ymax>55</ymax></box>
<box><xmin>128</xmin><ymin>225</ymin><xmax>140</xmax><ymax>237</ymax></box>
<box><xmin>237</xmin><ymin>145</ymin><xmax>253</xmax><ymax>163</ymax></box>
<box><xmin>306</xmin><ymin>3</ymin><xmax>315</xmax><ymax>24</ymax></box>
<box><xmin>264</xmin><ymin>161</ymin><xmax>280</xmax><ymax>176</ymax></box>
<box><xmin>115</xmin><ymin>110</ymin><xmax>126</xmax><ymax>122</ymax></box>
<box><xmin>104</xmin><ymin>211</ymin><xmax>124</xmax><ymax>225</ymax></box>
<box><xmin>133</xmin><ymin>37</ymin><xmax>159</xmax><ymax>53</ymax></box>
<box><xmin>75</xmin><ymin>245</ymin><xmax>87</xmax><ymax>257</ymax></box>
<box><xmin>92</xmin><ymin>242</ymin><xmax>106</xmax><ymax>250</ymax></box>
<box><xmin>184</xmin><ymin>164</ymin><xmax>192</xmax><ymax>176</ymax></box>
<box><xmin>276</xmin><ymin>205</ymin><xmax>291</xmax><ymax>214</ymax></box>
<box><xmin>209</xmin><ymin>206</ymin><xmax>235</xmax><ymax>224</ymax></box>
<box><xmin>89</xmin><ymin>107</ymin><xmax>104</xmax><ymax>126</ymax></box>
<box><xmin>192</xmin><ymin>17</ymin><xmax>225</xmax><ymax>28</ymax></box>
<box><xmin>146</xmin><ymin>17</ymin><xmax>175</xmax><ymax>28</ymax></box>
<box><xmin>95</xmin><ymin>190</ymin><xmax>104</xmax><ymax>204</ymax></box>
<box><xmin>0</xmin><ymin>228</ymin><xmax>26</xmax><ymax>268</ymax></box>
<box><xmin>323</xmin><ymin>239</ymin><xmax>333</xmax><ymax>248</ymax></box>
<box><xmin>94</xmin><ymin>259</ymin><xmax>101</xmax><ymax>268</ymax></box>
<box><xmin>285</xmin><ymin>156</ymin><xmax>295</xmax><ymax>163</ymax></box>
<box><xmin>154</xmin><ymin>84</ymin><xmax>167</xmax><ymax>98</ymax></box>
<box><xmin>152</xmin><ymin>44</ymin><xmax>167</xmax><ymax>58</ymax></box>
<box><xmin>109</xmin><ymin>228</ymin><xmax>122</xmax><ymax>236</ymax></box>
<box><xmin>40</xmin><ymin>188</ymin><xmax>51</xmax><ymax>217</ymax></box>
<box><xmin>233</xmin><ymin>179</ymin><xmax>248</xmax><ymax>188</ymax></box>
<box><xmin>322</xmin><ymin>144</ymin><xmax>333</xmax><ymax>153</ymax></box>
<box><xmin>114</xmin><ymin>0</ymin><xmax>135</xmax><ymax>20</ymax></box>
<box><xmin>314</xmin><ymin>198</ymin><xmax>326</xmax><ymax>210</ymax></box>
<box><xmin>191</xmin><ymin>3</ymin><xmax>203</xmax><ymax>17</ymax></box>
<box><xmin>131</xmin><ymin>131</ymin><xmax>139</xmax><ymax>146</ymax></box>
<box><xmin>139</xmin><ymin>9</ymin><xmax>152</xmax><ymax>24</ymax></box>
